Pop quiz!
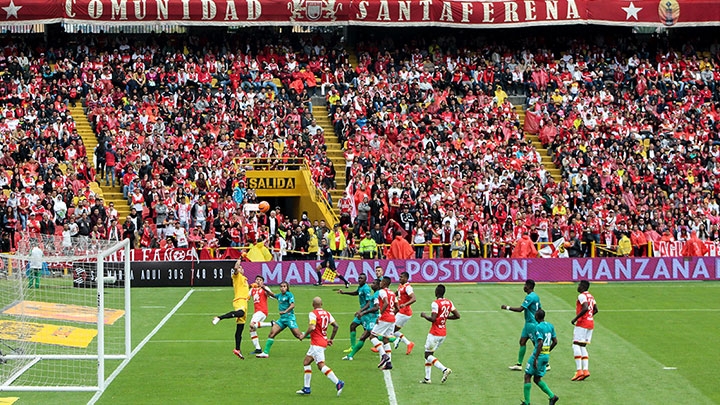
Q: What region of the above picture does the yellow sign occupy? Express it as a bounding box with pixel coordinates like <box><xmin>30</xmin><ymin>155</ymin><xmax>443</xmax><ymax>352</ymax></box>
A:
<box><xmin>0</xmin><ymin>320</ymin><xmax>97</xmax><ymax>348</ymax></box>
<box><xmin>0</xmin><ymin>398</ymin><xmax>20</xmax><ymax>405</ymax></box>
<box><xmin>3</xmin><ymin>301</ymin><xmax>125</xmax><ymax>325</ymax></box>
<box><xmin>247</xmin><ymin>177</ymin><xmax>296</xmax><ymax>189</ymax></box>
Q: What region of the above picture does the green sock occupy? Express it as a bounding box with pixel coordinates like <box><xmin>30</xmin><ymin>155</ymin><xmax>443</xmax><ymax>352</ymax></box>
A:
<box><xmin>523</xmin><ymin>382</ymin><xmax>532</xmax><ymax>404</ymax></box>
<box><xmin>263</xmin><ymin>338</ymin><xmax>274</xmax><ymax>354</ymax></box>
<box><xmin>349</xmin><ymin>340</ymin><xmax>365</xmax><ymax>357</ymax></box>
<box><xmin>517</xmin><ymin>346</ymin><xmax>527</xmax><ymax>365</ymax></box>
<box><xmin>350</xmin><ymin>331</ymin><xmax>357</xmax><ymax>347</ymax></box>
<box><xmin>537</xmin><ymin>380</ymin><xmax>554</xmax><ymax>398</ymax></box>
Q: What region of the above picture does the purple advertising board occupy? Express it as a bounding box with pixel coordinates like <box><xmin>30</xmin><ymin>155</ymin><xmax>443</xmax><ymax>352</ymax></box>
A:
<box><xmin>234</xmin><ymin>257</ymin><xmax>720</xmax><ymax>285</ymax></box>
<box><xmin>126</xmin><ymin>257</ymin><xmax>720</xmax><ymax>287</ymax></box>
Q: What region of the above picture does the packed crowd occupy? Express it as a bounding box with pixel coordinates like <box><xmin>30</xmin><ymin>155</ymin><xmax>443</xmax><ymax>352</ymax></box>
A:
<box><xmin>1</xmin><ymin>28</ymin><xmax>719</xmax><ymax>257</ymax></box>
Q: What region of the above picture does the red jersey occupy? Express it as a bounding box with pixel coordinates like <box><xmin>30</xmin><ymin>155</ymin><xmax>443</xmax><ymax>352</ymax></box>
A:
<box><xmin>250</xmin><ymin>286</ymin><xmax>269</xmax><ymax>315</ymax></box>
<box><xmin>429</xmin><ymin>298</ymin><xmax>456</xmax><ymax>337</ymax></box>
<box><xmin>308</xmin><ymin>308</ymin><xmax>335</xmax><ymax>347</ymax></box>
<box><xmin>378</xmin><ymin>288</ymin><xmax>397</xmax><ymax>323</ymax></box>
<box><xmin>396</xmin><ymin>282</ymin><xmax>414</xmax><ymax>316</ymax></box>
<box><xmin>575</xmin><ymin>291</ymin><xmax>596</xmax><ymax>329</ymax></box>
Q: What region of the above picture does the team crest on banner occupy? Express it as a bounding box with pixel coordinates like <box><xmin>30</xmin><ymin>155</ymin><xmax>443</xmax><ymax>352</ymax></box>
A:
<box><xmin>306</xmin><ymin>1</ymin><xmax>322</xmax><ymax>20</ymax></box>
<box><xmin>288</xmin><ymin>0</ymin><xmax>342</xmax><ymax>22</ymax></box>
<box><xmin>659</xmin><ymin>0</ymin><xmax>680</xmax><ymax>26</ymax></box>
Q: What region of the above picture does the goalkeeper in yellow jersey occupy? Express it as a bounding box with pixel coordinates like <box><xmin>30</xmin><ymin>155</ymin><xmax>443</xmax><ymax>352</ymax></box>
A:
<box><xmin>212</xmin><ymin>259</ymin><xmax>250</xmax><ymax>359</ymax></box>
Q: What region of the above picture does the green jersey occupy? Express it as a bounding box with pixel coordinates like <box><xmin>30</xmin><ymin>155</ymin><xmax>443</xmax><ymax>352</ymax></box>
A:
<box><xmin>366</xmin><ymin>290</ymin><xmax>380</xmax><ymax>320</ymax></box>
<box><xmin>521</xmin><ymin>292</ymin><xmax>541</xmax><ymax>324</ymax></box>
<box><xmin>357</xmin><ymin>283</ymin><xmax>373</xmax><ymax>310</ymax></box>
<box><xmin>535</xmin><ymin>321</ymin><xmax>556</xmax><ymax>356</ymax></box>
<box><xmin>277</xmin><ymin>291</ymin><xmax>295</xmax><ymax>319</ymax></box>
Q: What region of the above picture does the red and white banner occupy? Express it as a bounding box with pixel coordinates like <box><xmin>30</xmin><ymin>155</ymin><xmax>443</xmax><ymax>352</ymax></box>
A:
<box><xmin>1</xmin><ymin>0</ymin><xmax>719</xmax><ymax>27</ymax></box>
<box><xmin>653</xmin><ymin>240</ymin><xmax>720</xmax><ymax>257</ymax></box>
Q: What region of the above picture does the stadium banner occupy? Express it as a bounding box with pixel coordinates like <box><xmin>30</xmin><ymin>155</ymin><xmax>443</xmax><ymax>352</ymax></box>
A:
<box><xmin>3</xmin><ymin>0</ymin><xmax>720</xmax><ymax>27</ymax></box>
<box><xmin>126</xmin><ymin>256</ymin><xmax>720</xmax><ymax>286</ymax></box>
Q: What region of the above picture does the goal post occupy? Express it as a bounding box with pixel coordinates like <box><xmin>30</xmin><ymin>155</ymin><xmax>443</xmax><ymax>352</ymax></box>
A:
<box><xmin>0</xmin><ymin>234</ymin><xmax>131</xmax><ymax>393</ymax></box>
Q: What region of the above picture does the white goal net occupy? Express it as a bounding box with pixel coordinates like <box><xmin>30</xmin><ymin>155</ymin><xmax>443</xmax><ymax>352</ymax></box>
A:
<box><xmin>0</xmin><ymin>234</ymin><xmax>130</xmax><ymax>392</ymax></box>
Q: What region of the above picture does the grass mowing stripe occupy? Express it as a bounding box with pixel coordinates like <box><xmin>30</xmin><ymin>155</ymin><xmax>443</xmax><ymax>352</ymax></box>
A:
<box><xmin>88</xmin><ymin>289</ymin><xmax>195</xmax><ymax>405</ymax></box>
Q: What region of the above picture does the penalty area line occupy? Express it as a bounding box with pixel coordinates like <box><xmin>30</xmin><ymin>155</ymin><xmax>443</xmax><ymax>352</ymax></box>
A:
<box><xmin>383</xmin><ymin>369</ymin><xmax>398</xmax><ymax>405</ymax></box>
<box><xmin>88</xmin><ymin>289</ymin><xmax>196</xmax><ymax>405</ymax></box>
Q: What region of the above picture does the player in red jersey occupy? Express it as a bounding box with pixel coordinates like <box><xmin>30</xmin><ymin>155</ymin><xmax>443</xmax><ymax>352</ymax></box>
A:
<box><xmin>296</xmin><ymin>297</ymin><xmax>344</xmax><ymax>397</ymax></box>
<box><xmin>570</xmin><ymin>280</ymin><xmax>598</xmax><ymax>381</ymax></box>
<box><xmin>370</xmin><ymin>276</ymin><xmax>398</xmax><ymax>370</ymax></box>
<box><xmin>420</xmin><ymin>284</ymin><xmax>460</xmax><ymax>384</ymax></box>
<box><xmin>249</xmin><ymin>275</ymin><xmax>277</xmax><ymax>354</ymax></box>
<box><xmin>393</xmin><ymin>271</ymin><xmax>417</xmax><ymax>355</ymax></box>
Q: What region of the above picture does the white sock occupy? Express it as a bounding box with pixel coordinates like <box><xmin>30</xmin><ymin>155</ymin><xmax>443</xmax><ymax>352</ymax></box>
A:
<box><xmin>384</xmin><ymin>343</ymin><xmax>392</xmax><ymax>360</ymax></box>
<box><xmin>425</xmin><ymin>360</ymin><xmax>432</xmax><ymax>379</ymax></box>
<box><xmin>371</xmin><ymin>337</ymin><xmax>386</xmax><ymax>356</ymax></box>
<box><xmin>251</xmin><ymin>332</ymin><xmax>260</xmax><ymax>350</ymax></box>
<box><xmin>428</xmin><ymin>355</ymin><xmax>446</xmax><ymax>371</ymax></box>
<box><xmin>259</xmin><ymin>321</ymin><xmax>272</xmax><ymax>328</ymax></box>
<box><xmin>573</xmin><ymin>344</ymin><xmax>582</xmax><ymax>370</ymax></box>
<box><xmin>303</xmin><ymin>365</ymin><xmax>312</xmax><ymax>387</ymax></box>
<box><xmin>580</xmin><ymin>346</ymin><xmax>589</xmax><ymax>370</ymax></box>
<box><xmin>321</xmin><ymin>365</ymin><xmax>339</xmax><ymax>384</ymax></box>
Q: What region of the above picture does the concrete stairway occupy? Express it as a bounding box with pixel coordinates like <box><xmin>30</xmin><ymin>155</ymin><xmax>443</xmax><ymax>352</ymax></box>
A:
<box><xmin>313</xmin><ymin>103</ymin><xmax>345</xmax><ymax>219</ymax></box>
<box><xmin>516</xmin><ymin>105</ymin><xmax>562</xmax><ymax>183</ymax></box>
<box><xmin>68</xmin><ymin>104</ymin><xmax>131</xmax><ymax>221</ymax></box>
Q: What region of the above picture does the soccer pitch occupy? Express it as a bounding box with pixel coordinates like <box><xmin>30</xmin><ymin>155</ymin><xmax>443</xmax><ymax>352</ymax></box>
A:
<box><xmin>3</xmin><ymin>281</ymin><xmax>719</xmax><ymax>404</ymax></box>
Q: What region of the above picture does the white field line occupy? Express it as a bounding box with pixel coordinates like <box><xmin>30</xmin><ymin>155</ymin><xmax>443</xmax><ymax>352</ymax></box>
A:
<box><xmin>177</xmin><ymin>308</ymin><xmax>720</xmax><ymax>317</ymax></box>
<box><xmin>88</xmin><ymin>289</ymin><xmax>195</xmax><ymax>405</ymax></box>
<box><xmin>382</xmin><ymin>369</ymin><xmax>398</xmax><ymax>405</ymax></box>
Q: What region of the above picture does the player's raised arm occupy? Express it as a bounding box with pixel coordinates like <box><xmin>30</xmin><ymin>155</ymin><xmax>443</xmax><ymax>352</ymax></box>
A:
<box><xmin>264</xmin><ymin>285</ymin><xmax>277</xmax><ymax>299</ymax></box>
<box><xmin>501</xmin><ymin>304</ymin><xmax>523</xmax><ymax>312</ymax></box>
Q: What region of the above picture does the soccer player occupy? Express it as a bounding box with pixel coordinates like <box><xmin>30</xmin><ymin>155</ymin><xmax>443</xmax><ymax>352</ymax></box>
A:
<box><xmin>256</xmin><ymin>281</ymin><xmax>303</xmax><ymax>358</ymax></box>
<box><xmin>570</xmin><ymin>280</ymin><xmax>598</xmax><ymax>381</ymax></box>
<box><xmin>212</xmin><ymin>260</ymin><xmax>250</xmax><ymax>359</ymax></box>
<box><xmin>374</xmin><ymin>265</ymin><xmax>384</xmax><ymax>280</ymax></box>
<box><xmin>522</xmin><ymin>308</ymin><xmax>559</xmax><ymax>405</ymax></box>
<box><xmin>420</xmin><ymin>284</ymin><xmax>460</xmax><ymax>384</ymax></box>
<box><xmin>249</xmin><ymin>275</ymin><xmax>276</xmax><ymax>354</ymax></box>
<box><xmin>342</xmin><ymin>278</ymin><xmax>381</xmax><ymax>361</ymax></box>
<box><xmin>393</xmin><ymin>271</ymin><xmax>416</xmax><ymax>354</ymax></box>
<box><xmin>501</xmin><ymin>279</ymin><xmax>542</xmax><ymax>371</ymax></box>
<box><xmin>314</xmin><ymin>238</ymin><xmax>350</xmax><ymax>287</ymax></box>
<box><xmin>295</xmin><ymin>297</ymin><xmax>345</xmax><ymax>396</ymax></box>
<box><xmin>337</xmin><ymin>273</ymin><xmax>373</xmax><ymax>352</ymax></box>
<box><xmin>370</xmin><ymin>276</ymin><xmax>398</xmax><ymax>370</ymax></box>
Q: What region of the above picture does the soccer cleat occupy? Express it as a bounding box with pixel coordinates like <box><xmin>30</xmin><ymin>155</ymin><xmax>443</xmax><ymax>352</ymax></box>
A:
<box><xmin>382</xmin><ymin>362</ymin><xmax>393</xmax><ymax>370</ymax></box>
<box><xmin>577</xmin><ymin>370</ymin><xmax>590</xmax><ymax>381</ymax></box>
<box><xmin>378</xmin><ymin>354</ymin><xmax>390</xmax><ymax>368</ymax></box>
<box><xmin>546</xmin><ymin>364</ymin><xmax>551</xmax><ymax>371</ymax></box>
<box><xmin>549</xmin><ymin>395</ymin><xmax>560</xmax><ymax>405</ymax></box>
<box><xmin>509</xmin><ymin>364</ymin><xmax>523</xmax><ymax>371</ymax></box>
<box><xmin>336</xmin><ymin>380</ymin><xmax>345</xmax><ymax>396</ymax></box>
<box><xmin>345</xmin><ymin>282</ymin><xmax>350</xmax><ymax>288</ymax></box>
<box><xmin>212</xmin><ymin>317</ymin><xmax>220</xmax><ymax>325</ymax></box>
<box><xmin>393</xmin><ymin>338</ymin><xmax>400</xmax><ymax>350</ymax></box>
<box><xmin>342</xmin><ymin>355</ymin><xmax>354</xmax><ymax>361</ymax></box>
<box><xmin>256</xmin><ymin>352</ymin><xmax>269</xmax><ymax>358</ymax></box>
<box><xmin>406</xmin><ymin>342</ymin><xmax>415</xmax><ymax>355</ymax></box>
<box><xmin>371</xmin><ymin>346</ymin><xmax>379</xmax><ymax>353</ymax></box>
<box><xmin>313</xmin><ymin>282</ymin><xmax>322</xmax><ymax>286</ymax></box>
<box><xmin>420</xmin><ymin>378</ymin><xmax>432</xmax><ymax>384</ymax></box>
<box><xmin>233</xmin><ymin>349</ymin><xmax>244</xmax><ymax>359</ymax></box>
<box><xmin>296</xmin><ymin>387</ymin><xmax>311</xmax><ymax>395</ymax></box>
<box><xmin>343</xmin><ymin>347</ymin><xmax>353</xmax><ymax>353</ymax></box>
<box><xmin>571</xmin><ymin>371</ymin><xmax>584</xmax><ymax>381</ymax></box>
<box><xmin>441</xmin><ymin>368</ymin><xmax>452</xmax><ymax>383</ymax></box>
<box><xmin>270</xmin><ymin>320</ymin><xmax>275</xmax><ymax>328</ymax></box>
<box><xmin>252</xmin><ymin>349</ymin><xmax>263</xmax><ymax>354</ymax></box>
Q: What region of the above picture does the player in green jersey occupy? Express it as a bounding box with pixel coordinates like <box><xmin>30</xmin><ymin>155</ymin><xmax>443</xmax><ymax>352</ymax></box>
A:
<box><xmin>522</xmin><ymin>308</ymin><xmax>559</xmax><ymax>405</ymax></box>
<box><xmin>337</xmin><ymin>273</ymin><xmax>373</xmax><ymax>351</ymax></box>
<box><xmin>342</xmin><ymin>278</ymin><xmax>381</xmax><ymax>361</ymax></box>
<box><xmin>502</xmin><ymin>279</ymin><xmax>543</xmax><ymax>370</ymax></box>
<box><xmin>256</xmin><ymin>281</ymin><xmax>303</xmax><ymax>358</ymax></box>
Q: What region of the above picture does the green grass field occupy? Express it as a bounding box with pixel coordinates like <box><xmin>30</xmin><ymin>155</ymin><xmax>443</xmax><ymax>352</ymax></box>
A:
<box><xmin>2</xmin><ymin>281</ymin><xmax>720</xmax><ymax>405</ymax></box>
